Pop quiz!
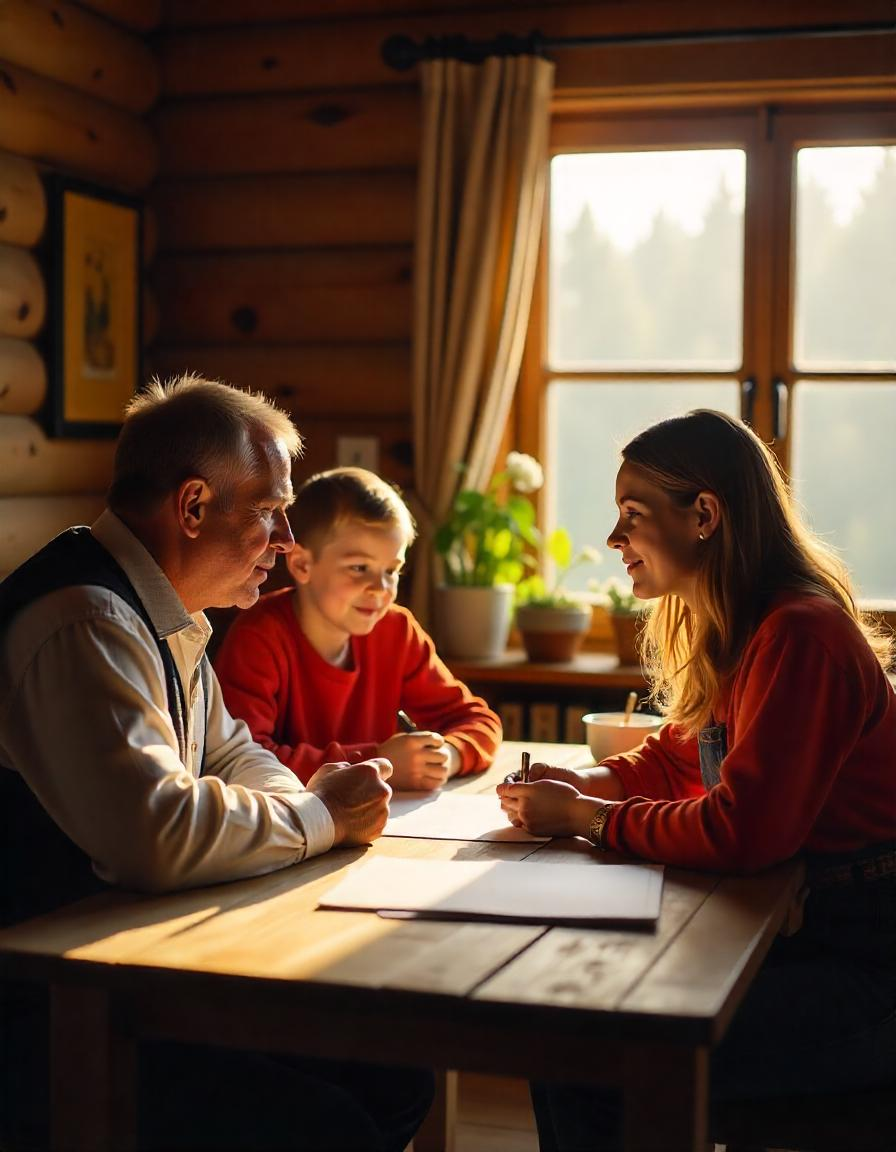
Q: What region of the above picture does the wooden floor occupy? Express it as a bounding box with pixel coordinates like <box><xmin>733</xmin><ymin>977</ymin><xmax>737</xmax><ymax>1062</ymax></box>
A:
<box><xmin>450</xmin><ymin>1075</ymin><xmax>786</xmax><ymax>1152</ymax></box>
<box><xmin>455</xmin><ymin>1074</ymin><xmax>539</xmax><ymax>1152</ymax></box>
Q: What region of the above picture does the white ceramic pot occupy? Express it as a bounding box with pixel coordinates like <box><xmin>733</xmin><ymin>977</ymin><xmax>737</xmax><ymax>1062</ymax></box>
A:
<box><xmin>434</xmin><ymin>583</ymin><xmax>515</xmax><ymax>660</ymax></box>
<box><xmin>582</xmin><ymin>711</ymin><xmax>664</xmax><ymax>762</ymax></box>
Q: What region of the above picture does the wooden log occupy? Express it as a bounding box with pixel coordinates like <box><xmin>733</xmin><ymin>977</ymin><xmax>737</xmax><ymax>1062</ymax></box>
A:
<box><xmin>0</xmin><ymin>493</ymin><xmax>107</xmax><ymax>576</ymax></box>
<box><xmin>153</xmin><ymin>249</ymin><xmax>412</xmax><ymax>344</ymax></box>
<box><xmin>0</xmin><ymin>0</ymin><xmax>159</xmax><ymax>114</ymax></box>
<box><xmin>0</xmin><ymin>152</ymin><xmax>46</xmax><ymax>247</ymax></box>
<box><xmin>149</xmin><ymin>343</ymin><xmax>410</xmax><ymax>417</ymax></box>
<box><xmin>0</xmin><ymin>416</ymin><xmax>116</xmax><ymax>494</ymax></box>
<box><xmin>0</xmin><ymin>243</ymin><xmax>45</xmax><ymax>339</ymax></box>
<box><xmin>156</xmin><ymin>89</ymin><xmax>418</xmax><ymax>176</ymax></box>
<box><xmin>0</xmin><ymin>337</ymin><xmax>47</xmax><ymax>415</ymax></box>
<box><xmin>161</xmin><ymin>0</ymin><xmax>486</xmax><ymax>24</ymax></box>
<box><xmin>75</xmin><ymin>0</ymin><xmax>161</xmax><ymax>33</ymax></box>
<box><xmin>142</xmin><ymin>280</ymin><xmax>159</xmax><ymax>346</ymax></box>
<box><xmin>158</xmin><ymin>1</ymin><xmax>896</xmax><ymax>95</ymax></box>
<box><xmin>0</xmin><ymin>63</ymin><xmax>158</xmax><ymax>192</ymax></box>
<box><xmin>292</xmin><ymin>415</ymin><xmax>414</xmax><ymax>491</ymax></box>
<box><xmin>153</xmin><ymin>172</ymin><xmax>416</xmax><ymax>252</ymax></box>
<box><xmin>142</xmin><ymin>203</ymin><xmax>158</xmax><ymax>264</ymax></box>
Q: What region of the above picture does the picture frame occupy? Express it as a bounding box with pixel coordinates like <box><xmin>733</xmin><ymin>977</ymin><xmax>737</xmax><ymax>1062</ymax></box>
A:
<box><xmin>48</xmin><ymin>177</ymin><xmax>141</xmax><ymax>438</ymax></box>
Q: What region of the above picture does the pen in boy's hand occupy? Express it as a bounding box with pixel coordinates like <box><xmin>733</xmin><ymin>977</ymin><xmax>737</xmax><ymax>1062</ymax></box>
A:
<box><xmin>396</xmin><ymin>709</ymin><xmax>417</xmax><ymax>733</ymax></box>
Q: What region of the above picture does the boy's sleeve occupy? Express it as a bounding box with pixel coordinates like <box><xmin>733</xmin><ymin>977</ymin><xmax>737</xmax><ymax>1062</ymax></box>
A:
<box><xmin>214</xmin><ymin>613</ymin><xmax>376</xmax><ymax>784</ymax></box>
<box><xmin>398</xmin><ymin>615</ymin><xmax>502</xmax><ymax>775</ymax></box>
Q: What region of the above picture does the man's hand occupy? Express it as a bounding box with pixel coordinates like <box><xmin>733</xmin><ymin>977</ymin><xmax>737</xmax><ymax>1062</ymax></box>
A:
<box><xmin>376</xmin><ymin>732</ymin><xmax>454</xmax><ymax>791</ymax></box>
<box><xmin>306</xmin><ymin>759</ymin><xmax>393</xmax><ymax>846</ymax></box>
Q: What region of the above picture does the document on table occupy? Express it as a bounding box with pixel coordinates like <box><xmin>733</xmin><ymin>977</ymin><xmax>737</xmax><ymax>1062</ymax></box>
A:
<box><xmin>319</xmin><ymin>857</ymin><xmax>664</xmax><ymax>929</ymax></box>
<box><xmin>384</xmin><ymin>792</ymin><xmax>549</xmax><ymax>842</ymax></box>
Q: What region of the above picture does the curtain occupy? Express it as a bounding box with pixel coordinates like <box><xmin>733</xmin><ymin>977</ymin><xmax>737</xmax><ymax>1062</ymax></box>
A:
<box><xmin>409</xmin><ymin>53</ymin><xmax>555</xmax><ymax>626</ymax></box>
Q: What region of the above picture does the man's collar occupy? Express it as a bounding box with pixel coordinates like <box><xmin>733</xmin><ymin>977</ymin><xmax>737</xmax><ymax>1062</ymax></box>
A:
<box><xmin>90</xmin><ymin>509</ymin><xmax>204</xmax><ymax>640</ymax></box>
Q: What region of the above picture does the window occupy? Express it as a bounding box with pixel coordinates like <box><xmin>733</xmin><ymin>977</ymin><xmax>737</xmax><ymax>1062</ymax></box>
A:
<box><xmin>526</xmin><ymin>106</ymin><xmax>896</xmax><ymax>606</ymax></box>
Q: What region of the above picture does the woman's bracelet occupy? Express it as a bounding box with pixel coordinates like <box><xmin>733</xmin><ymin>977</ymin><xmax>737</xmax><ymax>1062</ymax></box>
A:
<box><xmin>587</xmin><ymin>802</ymin><xmax>614</xmax><ymax>851</ymax></box>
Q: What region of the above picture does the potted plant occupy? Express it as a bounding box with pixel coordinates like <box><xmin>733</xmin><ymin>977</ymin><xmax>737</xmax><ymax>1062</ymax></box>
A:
<box><xmin>514</xmin><ymin>529</ymin><xmax>603</xmax><ymax>662</ymax></box>
<box><xmin>596</xmin><ymin>577</ymin><xmax>648</xmax><ymax>667</ymax></box>
<box><xmin>432</xmin><ymin>452</ymin><xmax>542</xmax><ymax>660</ymax></box>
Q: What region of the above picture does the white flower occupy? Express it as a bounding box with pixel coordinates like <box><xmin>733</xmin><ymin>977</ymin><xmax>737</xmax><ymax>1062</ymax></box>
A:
<box><xmin>505</xmin><ymin>451</ymin><xmax>544</xmax><ymax>494</ymax></box>
<box><xmin>580</xmin><ymin>545</ymin><xmax>604</xmax><ymax>566</ymax></box>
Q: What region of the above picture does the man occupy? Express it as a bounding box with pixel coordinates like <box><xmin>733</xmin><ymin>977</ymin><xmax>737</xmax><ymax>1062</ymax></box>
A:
<box><xmin>0</xmin><ymin>374</ymin><xmax>433</xmax><ymax>1151</ymax></box>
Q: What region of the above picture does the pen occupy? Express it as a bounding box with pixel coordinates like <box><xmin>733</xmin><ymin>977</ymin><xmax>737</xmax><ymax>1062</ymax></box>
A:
<box><xmin>396</xmin><ymin>709</ymin><xmax>417</xmax><ymax>733</ymax></box>
<box><xmin>520</xmin><ymin>750</ymin><xmax>530</xmax><ymax>784</ymax></box>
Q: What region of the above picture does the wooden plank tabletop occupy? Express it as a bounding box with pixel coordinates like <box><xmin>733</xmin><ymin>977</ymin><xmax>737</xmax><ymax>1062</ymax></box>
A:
<box><xmin>0</xmin><ymin>740</ymin><xmax>802</xmax><ymax>1049</ymax></box>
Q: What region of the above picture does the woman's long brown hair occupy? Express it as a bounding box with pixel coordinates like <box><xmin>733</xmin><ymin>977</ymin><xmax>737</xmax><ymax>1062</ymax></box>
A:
<box><xmin>622</xmin><ymin>410</ymin><xmax>893</xmax><ymax>735</ymax></box>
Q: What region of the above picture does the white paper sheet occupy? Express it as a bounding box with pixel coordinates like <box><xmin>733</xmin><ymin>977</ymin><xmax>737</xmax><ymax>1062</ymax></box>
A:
<box><xmin>384</xmin><ymin>792</ymin><xmax>549</xmax><ymax>842</ymax></box>
<box><xmin>320</xmin><ymin>856</ymin><xmax>664</xmax><ymax>929</ymax></box>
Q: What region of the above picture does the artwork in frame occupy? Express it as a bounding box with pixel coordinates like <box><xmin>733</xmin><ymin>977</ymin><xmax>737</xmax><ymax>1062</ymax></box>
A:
<box><xmin>48</xmin><ymin>177</ymin><xmax>141</xmax><ymax>438</ymax></box>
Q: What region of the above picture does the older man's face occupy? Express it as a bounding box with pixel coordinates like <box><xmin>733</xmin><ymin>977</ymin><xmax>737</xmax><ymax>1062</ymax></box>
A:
<box><xmin>199</xmin><ymin>436</ymin><xmax>295</xmax><ymax>610</ymax></box>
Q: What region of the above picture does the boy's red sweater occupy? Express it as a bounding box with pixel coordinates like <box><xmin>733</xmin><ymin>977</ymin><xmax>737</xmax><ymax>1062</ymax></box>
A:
<box><xmin>214</xmin><ymin>589</ymin><xmax>501</xmax><ymax>783</ymax></box>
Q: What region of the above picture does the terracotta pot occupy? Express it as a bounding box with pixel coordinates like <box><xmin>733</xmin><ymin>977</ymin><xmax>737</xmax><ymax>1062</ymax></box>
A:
<box><xmin>610</xmin><ymin>613</ymin><xmax>643</xmax><ymax>667</ymax></box>
<box><xmin>515</xmin><ymin>603</ymin><xmax>592</xmax><ymax>663</ymax></box>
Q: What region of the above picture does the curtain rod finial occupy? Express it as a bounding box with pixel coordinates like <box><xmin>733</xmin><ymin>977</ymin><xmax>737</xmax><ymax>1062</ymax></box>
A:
<box><xmin>382</xmin><ymin>34</ymin><xmax>419</xmax><ymax>71</ymax></box>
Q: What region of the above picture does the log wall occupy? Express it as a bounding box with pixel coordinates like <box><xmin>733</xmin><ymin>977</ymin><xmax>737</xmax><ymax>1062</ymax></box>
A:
<box><xmin>152</xmin><ymin>0</ymin><xmax>895</xmax><ymax>502</ymax></box>
<box><xmin>0</xmin><ymin>0</ymin><xmax>159</xmax><ymax>576</ymax></box>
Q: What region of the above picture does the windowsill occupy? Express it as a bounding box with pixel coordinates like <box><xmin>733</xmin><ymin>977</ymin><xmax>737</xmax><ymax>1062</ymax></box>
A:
<box><xmin>446</xmin><ymin>648</ymin><xmax>647</xmax><ymax>690</ymax></box>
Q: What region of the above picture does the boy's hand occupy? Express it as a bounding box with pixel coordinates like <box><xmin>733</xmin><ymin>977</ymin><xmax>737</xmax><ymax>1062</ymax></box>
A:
<box><xmin>377</xmin><ymin>732</ymin><xmax>454</xmax><ymax>791</ymax></box>
<box><xmin>306</xmin><ymin>758</ymin><xmax>392</xmax><ymax>846</ymax></box>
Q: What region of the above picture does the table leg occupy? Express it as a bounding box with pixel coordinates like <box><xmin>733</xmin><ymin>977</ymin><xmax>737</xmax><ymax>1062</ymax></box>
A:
<box><xmin>622</xmin><ymin>1044</ymin><xmax>709</xmax><ymax>1152</ymax></box>
<box><xmin>412</xmin><ymin>1067</ymin><xmax>458</xmax><ymax>1152</ymax></box>
<box><xmin>50</xmin><ymin>984</ymin><xmax>136</xmax><ymax>1152</ymax></box>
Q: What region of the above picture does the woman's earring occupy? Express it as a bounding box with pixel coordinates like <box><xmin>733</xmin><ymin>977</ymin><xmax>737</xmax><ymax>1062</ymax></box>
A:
<box><xmin>698</xmin><ymin>532</ymin><xmax>705</xmax><ymax>541</ymax></box>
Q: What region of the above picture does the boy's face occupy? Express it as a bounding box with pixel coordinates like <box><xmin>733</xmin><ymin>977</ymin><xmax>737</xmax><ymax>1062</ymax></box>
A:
<box><xmin>287</xmin><ymin>518</ymin><xmax>408</xmax><ymax>645</ymax></box>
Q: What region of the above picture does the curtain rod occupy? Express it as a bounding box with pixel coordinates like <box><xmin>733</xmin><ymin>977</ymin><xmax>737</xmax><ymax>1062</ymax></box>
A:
<box><xmin>381</xmin><ymin>21</ymin><xmax>895</xmax><ymax>71</ymax></box>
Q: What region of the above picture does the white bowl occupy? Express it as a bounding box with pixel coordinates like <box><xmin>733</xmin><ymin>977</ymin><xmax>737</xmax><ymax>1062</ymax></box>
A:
<box><xmin>583</xmin><ymin>711</ymin><xmax>664</xmax><ymax>763</ymax></box>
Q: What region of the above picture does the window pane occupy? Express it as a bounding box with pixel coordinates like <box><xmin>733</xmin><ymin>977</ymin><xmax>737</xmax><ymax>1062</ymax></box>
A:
<box><xmin>546</xmin><ymin>380</ymin><xmax>740</xmax><ymax>592</ymax></box>
<box><xmin>794</xmin><ymin>146</ymin><xmax>896</xmax><ymax>371</ymax></box>
<box><xmin>791</xmin><ymin>381</ymin><xmax>896</xmax><ymax>602</ymax></box>
<box><xmin>549</xmin><ymin>150</ymin><xmax>745</xmax><ymax>371</ymax></box>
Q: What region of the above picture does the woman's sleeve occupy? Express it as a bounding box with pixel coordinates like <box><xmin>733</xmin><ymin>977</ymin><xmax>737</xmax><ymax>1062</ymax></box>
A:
<box><xmin>605</xmin><ymin>627</ymin><xmax>865</xmax><ymax>871</ymax></box>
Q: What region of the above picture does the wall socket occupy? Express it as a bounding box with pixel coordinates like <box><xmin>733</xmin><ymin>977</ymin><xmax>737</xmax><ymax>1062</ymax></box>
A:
<box><xmin>336</xmin><ymin>436</ymin><xmax>379</xmax><ymax>471</ymax></box>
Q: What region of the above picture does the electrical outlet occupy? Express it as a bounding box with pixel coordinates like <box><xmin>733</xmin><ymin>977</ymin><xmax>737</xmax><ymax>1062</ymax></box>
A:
<box><xmin>336</xmin><ymin>436</ymin><xmax>379</xmax><ymax>471</ymax></box>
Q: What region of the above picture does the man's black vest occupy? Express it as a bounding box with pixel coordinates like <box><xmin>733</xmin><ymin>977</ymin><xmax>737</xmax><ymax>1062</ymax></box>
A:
<box><xmin>0</xmin><ymin>527</ymin><xmax>207</xmax><ymax>926</ymax></box>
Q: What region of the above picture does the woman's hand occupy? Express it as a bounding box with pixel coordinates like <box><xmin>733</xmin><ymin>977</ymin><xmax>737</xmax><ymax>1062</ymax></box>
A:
<box><xmin>496</xmin><ymin>777</ymin><xmax>597</xmax><ymax>839</ymax></box>
<box><xmin>527</xmin><ymin>761</ymin><xmax>626</xmax><ymax>800</ymax></box>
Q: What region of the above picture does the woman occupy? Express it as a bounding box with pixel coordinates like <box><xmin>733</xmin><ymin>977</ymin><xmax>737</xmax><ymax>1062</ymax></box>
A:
<box><xmin>498</xmin><ymin>410</ymin><xmax>895</xmax><ymax>1150</ymax></box>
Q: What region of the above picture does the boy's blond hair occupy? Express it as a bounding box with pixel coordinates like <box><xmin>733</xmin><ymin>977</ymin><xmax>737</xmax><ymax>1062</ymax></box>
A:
<box><xmin>290</xmin><ymin>467</ymin><xmax>416</xmax><ymax>554</ymax></box>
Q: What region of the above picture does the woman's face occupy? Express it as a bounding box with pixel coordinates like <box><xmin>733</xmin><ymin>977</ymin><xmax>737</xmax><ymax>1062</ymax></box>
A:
<box><xmin>607</xmin><ymin>461</ymin><xmax>704</xmax><ymax>604</ymax></box>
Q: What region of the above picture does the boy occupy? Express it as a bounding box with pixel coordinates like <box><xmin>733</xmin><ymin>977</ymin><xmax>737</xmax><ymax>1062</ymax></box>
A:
<box><xmin>215</xmin><ymin>467</ymin><xmax>501</xmax><ymax>788</ymax></box>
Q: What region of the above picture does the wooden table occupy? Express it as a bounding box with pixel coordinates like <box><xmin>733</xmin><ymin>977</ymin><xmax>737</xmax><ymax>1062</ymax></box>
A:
<box><xmin>0</xmin><ymin>742</ymin><xmax>804</xmax><ymax>1152</ymax></box>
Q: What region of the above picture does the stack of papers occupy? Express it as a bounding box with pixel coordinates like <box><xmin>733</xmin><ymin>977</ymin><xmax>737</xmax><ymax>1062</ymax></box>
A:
<box><xmin>320</xmin><ymin>856</ymin><xmax>664</xmax><ymax>929</ymax></box>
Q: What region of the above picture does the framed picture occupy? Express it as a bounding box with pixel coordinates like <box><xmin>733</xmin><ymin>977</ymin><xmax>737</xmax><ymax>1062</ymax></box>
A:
<box><xmin>48</xmin><ymin>177</ymin><xmax>141</xmax><ymax>438</ymax></box>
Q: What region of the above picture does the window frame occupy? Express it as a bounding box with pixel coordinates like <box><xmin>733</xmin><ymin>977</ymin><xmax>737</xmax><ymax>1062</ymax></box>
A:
<box><xmin>516</xmin><ymin>99</ymin><xmax>896</xmax><ymax>633</ymax></box>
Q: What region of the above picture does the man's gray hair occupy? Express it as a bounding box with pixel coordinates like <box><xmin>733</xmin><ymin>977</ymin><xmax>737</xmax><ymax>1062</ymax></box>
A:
<box><xmin>107</xmin><ymin>373</ymin><xmax>302</xmax><ymax>515</ymax></box>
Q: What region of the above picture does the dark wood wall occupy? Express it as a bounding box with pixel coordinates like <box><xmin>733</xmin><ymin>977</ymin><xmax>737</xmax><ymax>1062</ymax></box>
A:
<box><xmin>1</xmin><ymin>0</ymin><xmax>891</xmax><ymax>575</ymax></box>
<box><xmin>0</xmin><ymin>0</ymin><xmax>160</xmax><ymax>575</ymax></box>
<box><xmin>150</xmin><ymin>0</ymin><xmax>894</xmax><ymax>488</ymax></box>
